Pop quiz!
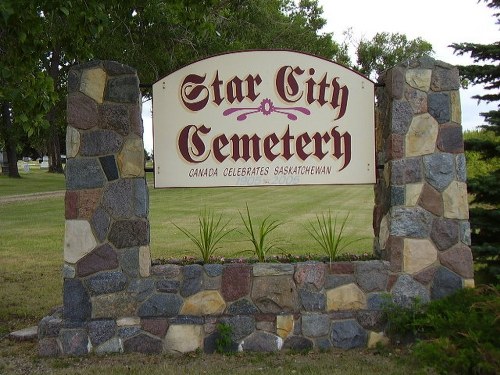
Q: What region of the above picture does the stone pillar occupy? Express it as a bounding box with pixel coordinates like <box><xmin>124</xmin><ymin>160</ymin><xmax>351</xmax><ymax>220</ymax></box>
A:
<box><xmin>374</xmin><ymin>57</ymin><xmax>474</xmax><ymax>299</ymax></box>
<box><xmin>63</xmin><ymin>61</ymin><xmax>150</xmax><ymax>328</ymax></box>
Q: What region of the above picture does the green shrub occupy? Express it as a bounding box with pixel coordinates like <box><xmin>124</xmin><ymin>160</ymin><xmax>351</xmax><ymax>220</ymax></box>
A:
<box><xmin>383</xmin><ymin>285</ymin><xmax>500</xmax><ymax>374</ymax></box>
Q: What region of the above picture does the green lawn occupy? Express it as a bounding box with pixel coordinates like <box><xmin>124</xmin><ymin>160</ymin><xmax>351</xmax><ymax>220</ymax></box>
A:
<box><xmin>0</xmin><ymin>164</ymin><xmax>65</xmax><ymax>196</ymax></box>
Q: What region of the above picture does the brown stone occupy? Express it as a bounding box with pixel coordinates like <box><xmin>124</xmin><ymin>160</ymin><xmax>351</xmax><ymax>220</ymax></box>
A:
<box><xmin>92</xmin><ymin>292</ymin><xmax>138</xmax><ymax>318</ymax></box>
<box><xmin>438</xmin><ymin>243</ymin><xmax>474</xmax><ymax>278</ymax></box>
<box><xmin>437</xmin><ymin>123</ymin><xmax>464</xmax><ymax>153</ymax></box>
<box><xmin>431</xmin><ymin>218</ymin><xmax>460</xmax><ymax>251</ymax></box>
<box><xmin>67</xmin><ymin>91</ymin><xmax>99</xmax><ymax>130</ymax></box>
<box><xmin>251</xmin><ymin>276</ymin><xmax>299</xmax><ymax>313</ymax></box>
<box><xmin>294</xmin><ymin>262</ymin><xmax>325</xmax><ymax>290</ymax></box>
<box><xmin>386</xmin><ymin>133</ymin><xmax>404</xmax><ymax>160</ymax></box>
<box><xmin>65</xmin><ymin>191</ymin><xmax>78</xmax><ymax>219</ymax></box>
<box><xmin>130</xmin><ymin>105</ymin><xmax>144</xmax><ymax>137</ymax></box>
<box><xmin>418</xmin><ymin>183</ymin><xmax>443</xmax><ymax>216</ymax></box>
<box><xmin>221</xmin><ymin>264</ymin><xmax>252</xmax><ymax>302</ymax></box>
<box><xmin>413</xmin><ymin>266</ymin><xmax>438</xmax><ymax>286</ymax></box>
<box><xmin>385</xmin><ymin>236</ymin><xmax>404</xmax><ymax>272</ymax></box>
<box><xmin>76</xmin><ymin>243</ymin><xmax>119</xmax><ymax>277</ymax></box>
<box><xmin>78</xmin><ymin>189</ymin><xmax>102</xmax><ymax>219</ymax></box>
<box><xmin>326</xmin><ymin>262</ymin><xmax>354</xmax><ymax>274</ymax></box>
<box><xmin>141</xmin><ymin>318</ymin><xmax>168</xmax><ymax>338</ymax></box>
<box><xmin>405</xmin><ymin>87</ymin><xmax>427</xmax><ymax>114</ymax></box>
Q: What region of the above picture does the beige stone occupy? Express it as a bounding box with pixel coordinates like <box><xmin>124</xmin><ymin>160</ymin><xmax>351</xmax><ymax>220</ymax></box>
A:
<box><xmin>406</xmin><ymin>183</ymin><xmax>424</xmax><ymax>206</ymax></box>
<box><xmin>443</xmin><ymin>182</ymin><xmax>469</xmax><ymax>219</ymax></box>
<box><xmin>117</xmin><ymin>317</ymin><xmax>140</xmax><ymax>326</ymax></box>
<box><xmin>117</xmin><ymin>137</ymin><xmax>144</xmax><ymax>177</ymax></box>
<box><xmin>276</xmin><ymin>315</ymin><xmax>294</xmax><ymax>339</ymax></box>
<box><xmin>64</xmin><ymin>220</ymin><xmax>97</xmax><ymax>263</ymax></box>
<box><xmin>379</xmin><ymin>214</ymin><xmax>389</xmax><ymax>250</ymax></box>
<box><xmin>80</xmin><ymin>67</ymin><xmax>106</xmax><ymax>103</ymax></box>
<box><xmin>139</xmin><ymin>246</ymin><xmax>151</xmax><ymax>277</ymax></box>
<box><xmin>180</xmin><ymin>290</ymin><xmax>226</xmax><ymax>315</ymax></box>
<box><xmin>164</xmin><ymin>325</ymin><xmax>203</xmax><ymax>354</ymax></box>
<box><xmin>66</xmin><ymin>126</ymin><xmax>80</xmax><ymax>158</ymax></box>
<box><xmin>403</xmin><ymin>238</ymin><xmax>438</xmax><ymax>274</ymax></box>
<box><xmin>463</xmin><ymin>279</ymin><xmax>475</xmax><ymax>288</ymax></box>
<box><xmin>451</xmin><ymin>91</ymin><xmax>461</xmax><ymax>124</ymax></box>
<box><xmin>326</xmin><ymin>283</ymin><xmax>367</xmax><ymax>311</ymax></box>
<box><xmin>367</xmin><ymin>331</ymin><xmax>390</xmax><ymax>348</ymax></box>
<box><xmin>405</xmin><ymin>113</ymin><xmax>438</xmax><ymax>157</ymax></box>
<box><xmin>406</xmin><ymin>69</ymin><xmax>432</xmax><ymax>91</ymax></box>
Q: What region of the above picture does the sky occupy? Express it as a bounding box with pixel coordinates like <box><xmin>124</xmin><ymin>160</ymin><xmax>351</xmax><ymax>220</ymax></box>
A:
<box><xmin>142</xmin><ymin>0</ymin><xmax>498</xmax><ymax>153</ymax></box>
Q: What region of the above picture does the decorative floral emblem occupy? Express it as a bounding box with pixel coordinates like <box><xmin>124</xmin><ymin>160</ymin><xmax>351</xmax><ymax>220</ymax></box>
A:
<box><xmin>223</xmin><ymin>98</ymin><xmax>310</xmax><ymax>121</ymax></box>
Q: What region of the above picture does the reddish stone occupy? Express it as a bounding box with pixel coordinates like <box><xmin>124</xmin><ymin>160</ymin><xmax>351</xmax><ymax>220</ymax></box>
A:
<box><xmin>438</xmin><ymin>243</ymin><xmax>474</xmax><ymax>278</ymax></box>
<box><xmin>65</xmin><ymin>191</ymin><xmax>78</xmax><ymax>219</ymax></box>
<box><xmin>431</xmin><ymin>217</ymin><xmax>459</xmax><ymax>251</ymax></box>
<box><xmin>130</xmin><ymin>105</ymin><xmax>143</xmax><ymax>137</ymax></box>
<box><xmin>386</xmin><ymin>236</ymin><xmax>404</xmax><ymax>273</ymax></box>
<box><xmin>76</xmin><ymin>243</ymin><xmax>119</xmax><ymax>277</ymax></box>
<box><xmin>221</xmin><ymin>264</ymin><xmax>251</xmax><ymax>302</ymax></box>
<box><xmin>67</xmin><ymin>91</ymin><xmax>99</xmax><ymax>130</ymax></box>
<box><xmin>437</xmin><ymin>123</ymin><xmax>464</xmax><ymax>153</ymax></box>
<box><xmin>294</xmin><ymin>262</ymin><xmax>325</xmax><ymax>289</ymax></box>
<box><xmin>78</xmin><ymin>188</ymin><xmax>102</xmax><ymax>219</ymax></box>
<box><xmin>386</xmin><ymin>274</ymin><xmax>398</xmax><ymax>291</ymax></box>
<box><xmin>386</xmin><ymin>134</ymin><xmax>404</xmax><ymax>160</ymax></box>
<box><xmin>141</xmin><ymin>318</ymin><xmax>168</xmax><ymax>338</ymax></box>
<box><xmin>418</xmin><ymin>183</ymin><xmax>443</xmax><ymax>216</ymax></box>
<box><xmin>413</xmin><ymin>266</ymin><xmax>438</xmax><ymax>286</ymax></box>
<box><xmin>326</xmin><ymin>262</ymin><xmax>354</xmax><ymax>274</ymax></box>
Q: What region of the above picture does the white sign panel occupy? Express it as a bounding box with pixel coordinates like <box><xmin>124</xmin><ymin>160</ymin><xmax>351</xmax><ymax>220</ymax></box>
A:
<box><xmin>153</xmin><ymin>50</ymin><xmax>375</xmax><ymax>188</ymax></box>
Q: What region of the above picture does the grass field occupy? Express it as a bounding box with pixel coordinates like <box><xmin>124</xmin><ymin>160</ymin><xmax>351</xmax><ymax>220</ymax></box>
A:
<box><xmin>0</xmin><ymin>168</ymin><xmax>423</xmax><ymax>375</ymax></box>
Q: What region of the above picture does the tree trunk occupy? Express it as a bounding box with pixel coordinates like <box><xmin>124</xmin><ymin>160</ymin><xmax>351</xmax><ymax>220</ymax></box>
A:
<box><xmin>46</xmin><ymin>48</ymin><xmax>64</xmax><ymax>174</ymax></box>
<box><xmin>1</xmin><ymin>101</ymin><xmax>20</xmax><ymax>178</ymax></box>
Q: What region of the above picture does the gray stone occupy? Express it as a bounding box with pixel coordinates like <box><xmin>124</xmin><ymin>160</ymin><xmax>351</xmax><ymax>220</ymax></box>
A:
<box><xmin>331</xmin><ymin>320</ymin><xmax>367</xmax><ymax>349</ymax></box>
<box><xmin>220</xmin><ymin>315</ymin><xmax>256</xmax><ymax>341</ymax></box>
<box><xmin>169</xmin><ymin>316</ymin><xmax>204</xmax><ymax>325</ymax></box>
<box><xmin>460</xmin><ymin>221</ymin><xmax>471</xmax><ymax>246</ymax></box>
<box><xmin>302</xmin><ymin>314</ymin><xmax>330</xmax><ymax>337</ymax></box>
<box><xmin>151</xmin><ymin>264</ymin><xmax>181</xmax><ymax>278</ymax></box>
<box><xmin>38</xmin><ymin>337</ymin><xmax>61</xmax><ymax>357</ymax></box>
<box><xmin>9</xmin><ymin>326</ymin><xmax>38</xmax><ymax>341</ymax></box>
<box><xmin>59</xmin><ymin>329</ymin><xmax>90</xmax><ymax>356</ymax></box>
<box><xmin>67</xmin><ymin>69</ymin><xmax>81</xmax><ymax>93</ymax></box>
<box><xmin>123</xmin><ymin>333</ymin><xmax>163</xmax><ymax>354</ymax></box>
<box><xmin>65</xmin><ymin>158</ymin><xmax>107</xmax><ymax>190</ymax></box>
<box><xmin>128</xmin><ymin>278</ymin><xmax>155</xmax><ymax>301</ymax></box>
<box><xmin>120</xmin><ymin>247</ymin><xmax>140</xmax><ymax>278</ymax></box>
<box><xmin>204</xmin><ymin>264</ymin><xmax>223</xmax><ymax>277</ymax></box>
<box><xmin>356</xmin><ymin>261</ymin><xmax>388</xmax><ymax>292</ymax></box>
<box><xmin>76</xmin><ymin>243</ymin><xmax>118</xmax><ymax>277</ymax></box>
<box><xmin>299</xmin><ymin>289</ymin><xmax>326</xmax><ymax>311</ymax></box>
<box><xmin>240</xmin><ymin>331</ymin><xmax>282</xmax><ymax>352</ymax></box>
<box><xmin>90</xmin><ymin>207</ymin><xmax>111</xmax><ymax>243</ymax></box>
<box><xmin>391</xmin><ymin>274</ymin><xmax>430</xmax><ymax>308</ymax></box>
<box><xmin>88</xmin><ymin>320</ymin><xmax>116</xmax><ymax>346</ymax></box>
<box><xmin>283</xmin><ymin>336</ymin><xmax>313</xmax><ymax>351</ymax></box>
<box><xmin>227</xmin><ymin>299</ymin><xmax>259</xmax><ymax>315</ymax></box>
<box><xmin>423</xmin><ymin>153</ymin><xmax>455</xmax><ymax>192</ymax></box>
<box><xmin>100</xmin><ymin>102</ymin><xmax>130</xmax><ymax>135</ymax></box>
<box><xmin>390</xmin><ymin>207</ymin><xmax>433</xmax><ymax>238</ymax></box>
<box><xmin>118</xmin><ymin>326</ymin><xmax>141</xmax><ymax>339</ymax></box>
<box><xmin>80</xmin><ymin>130</ymin><xmax>123</xmax><ymax>157</ymax></box>
<box><xmin>103</xmin><ymin>61</ymin><xmax>136</xmax><ymax>76</ymax></box>
<box><xmin>133</xmin><ymin>178</ymin><xmax>148</xmax><ymax>218</ymax></box>
<box><xmin>390</xmin><ymin>158</ymin><xmax>423</xmax><ymax>185</ymax></box>
<box><xmin>102</xmin><ymin>179</ymin><xmax>134</xmax><ymax>219</ymax></box>
<box><xmin>38</xmin><ymin>316</ymin><xmax>62</xmax><ymax>338</ymax></box>
<box><xmin>391</xmin><ymin>100</ymin><xmax>413</xmax><ymax>135</ymax></box>
<box><xmin>315</xmin><ymin>336</ymin><xmax>332</xmax><ymax>350</ymax></box>
<box><xmin>356</xmin><ymin>311</ymin><xmax>386</xmax><ymax>331</ymax></box>
<box><xmin>431</xmin><ymin>65</ymin><xmax>460</xmax><ymax>91</ymax></box>
<box><xmin>367</xmin><ymin>293</ymin><xmax>389</xmax><ymax>310</ymax></box>
<box><xmin>95</xmin><ymin>337</ymin><xmax>123</xmax><ymax>354</ymax></box>
<box><xmin>253</xmin><ymin>263</ymin><xmax>294</xmax><ymax>276</ymax></box>
<box><xmin>456</xmin><ymin>154</ymin><xmax>467</xmax><ymax>182</ymax></box>
<box><xmin>181</xmin><ymin>264</ymin><xmax>203</xmax><ymax>297</ymax></box>
<box><xmin>63</xmin><ymin>264</ymin><xmax>76</xmax><ymax>279</ymax></box>
<box><xmin>155</xmin><ymin>279</ymin><xmax>180</xmax><ymax>293</ymax></box>
<box><xmin>431</xmin><ymin>217</ymin><xmax>459</xmax><ymax>251</ymax></box>
<box><xmin>428</xmin><ymin>92</ymin><xmax>450</xmax><ymax>124</ymax></box>
<box><xmin>105</xmin><ymin>75</ymin><xmax>140</xmax><ymax>103</ymax></box>
<box><xmin>294</xmin><ymin>262</ymin><xmax>325</xmax><ymax>290</ymax></box>
<box><xmin>203</xmin><ymin>275</ymin><xmax>221</xmax><ymax>290</ymax></box>
<box><xmin>63</xmin><ymin>279</ymin><xmax>91</xmax><ymax>322</ymax></box>
<box><xmin>138</xmin><ymin>293</ymin><xmax>183</xmax><ymax>317</ymax></box>
<box><xmin>99</xmin><ymin>155</ymin><xmax>119</xmax><ymax>181</ymax></box>
<box><xmin>324</xmin><ymin>274</ymin><xmax>355</xmax><ymax>289</ymax></box>
<box><xmin>391</xmin><ymin>186</ymin><xmax>405</xmax><ymax>206</ymax></box>
<box><xmin>86</xmin><ymin>271</ymin><xmax>128</xmax><ymax>295</ymax></box>
<box><xmin>108</xmin><ymin>219</ymin><xmax>149</xmax><ymax>249</ymax></box>
<box><xmin>431</xmin><ymin>266</ymin><xmax>463</xmax><ymax>300</ymax></box>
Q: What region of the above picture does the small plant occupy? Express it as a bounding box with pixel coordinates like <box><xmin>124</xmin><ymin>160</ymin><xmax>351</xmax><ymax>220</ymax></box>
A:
<box><xmin>238</xmin><ymin>203</ymin><xmax>282</xmax><ymax>262</ymax></box>
<box><xmin>215</xmin><ymin>323</ymin><xmax>234</xmax><ymax>354</ymax></box>
<box><xmin>306</xmin><ymin>211</ymin><xmax>362</xmax><ymax>263</ymax></box>
<box><xmin>173</xmin><ymin>208</ymin><xmax>233</xmax><ymax>263</ymax></box>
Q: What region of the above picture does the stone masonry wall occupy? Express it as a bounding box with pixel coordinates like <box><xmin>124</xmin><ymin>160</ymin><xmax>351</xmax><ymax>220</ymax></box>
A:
<box><xmin>38</xmin><ymin>58</ymin><xmax>474</xmax><ymax>356</ymax></box>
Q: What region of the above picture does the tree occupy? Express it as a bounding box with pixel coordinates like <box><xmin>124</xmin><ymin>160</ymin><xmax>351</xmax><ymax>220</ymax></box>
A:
<box><xmin>451</xmin><ymin>0</ymin><xmax>500</xmax><ymax>282</ymax></box>
<box><xmin>355</xmin><ymin>32</ymin><xmax>433</xmax><ymax>78</ymax></box>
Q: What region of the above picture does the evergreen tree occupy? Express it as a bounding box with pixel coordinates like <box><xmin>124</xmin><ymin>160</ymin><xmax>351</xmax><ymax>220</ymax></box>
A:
<box><xmin>451</xmin><ymin>0</ymin><xmax>500</xmax><ymax>282</ymax></box>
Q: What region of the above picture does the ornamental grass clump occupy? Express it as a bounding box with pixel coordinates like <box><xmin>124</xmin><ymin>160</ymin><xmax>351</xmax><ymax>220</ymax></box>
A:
<box><xmin>306</xmin><ymin>210</ymin><xmax>362</xmax><ymax>263</ymax></box>
<box><xmin>239</xmin><ymin>203</ymin><xmax>282</xmax><ymax>262</ymax></box>
<box><xmin>173</xmin><ymin>208</ymin><xmax>233</xmax><ymax>263</ymax></box>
